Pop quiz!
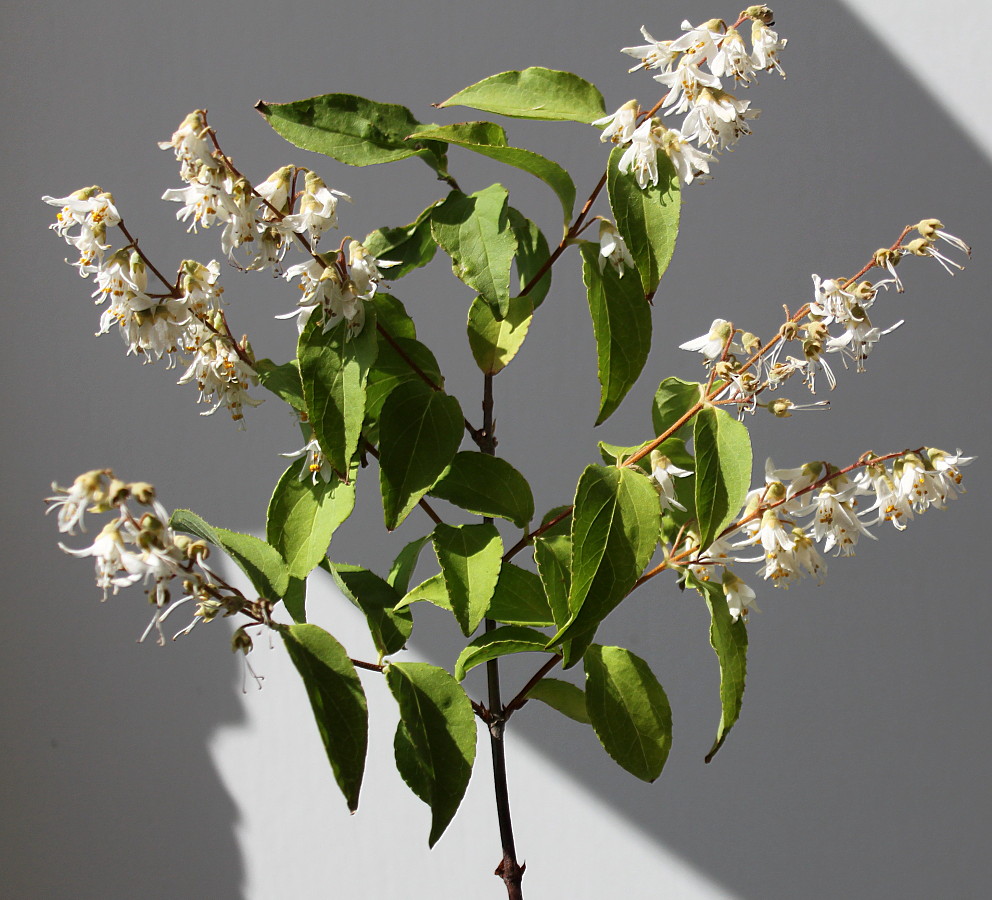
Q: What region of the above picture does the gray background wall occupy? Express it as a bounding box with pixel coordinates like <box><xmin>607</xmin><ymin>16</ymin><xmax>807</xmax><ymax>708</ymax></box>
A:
<box><xmin>3</xmin><ymin>1</ymin><xmax>989</xmax><ymax>897</ymax></box>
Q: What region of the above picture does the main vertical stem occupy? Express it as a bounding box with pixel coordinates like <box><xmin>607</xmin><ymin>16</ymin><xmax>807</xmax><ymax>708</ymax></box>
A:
<box><xmin>482</xmin><ymin>372</ymin><xmax>525</xmax><ymax>899</ymax></box>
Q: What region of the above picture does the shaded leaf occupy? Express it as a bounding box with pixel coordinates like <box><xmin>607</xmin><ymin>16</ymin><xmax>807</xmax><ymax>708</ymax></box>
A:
<box><xmin>509</xmin><ymin>207</ymin><xmax>552</xmax><ymax>308</ymax></box>
<box><xmin>466</xmin><ymin>295</ymin><xmax>533</xmax><ymax>376</ymax></box>
<box><xmin>693</xmin><ymin>406</ymin><xmax>752</xmax><ymax>550</ymax></box>
<box><xmin>488</xmin><ymin>563</ymin><xmax>554</xmax><ymax>627</ymax></box>
<box><xmin>429</xmin><ymin>451</ymin><xmax>534</xmax><ymax>527</ymax></box>
<box><xmin>395</xmin><ymin>572</ymin><xmax>452</xmax><ymax>613</ymax></box>
<box><xmin>329</xmin><ymin>564</ymin><xmax>413</xmax><ymax>657</ymax></box>
<box><xmin>585</xmin><ymin>644</ymin><xmax>672</xmax><ymax>782</ymax></box>
<box><xmin>170</xmin><ymin>508</ymin><xmax>289</xmax><ymax>600</ymax></box>
<box><xmin>256</xmin><ymin>94</ymin><xmax>448</xmax><ymax>176</ymax></box>
<box><xmin>432</xmin><ymin>522</ymin><xmax>503</xmax><ymax>636</ymax></box>
<box><xmin>454</xmin><ymin>625</ymin><xmax>550</xmax><ymax>681</ymax></box>
<box><xmin>408</xmin><ymin>122</ymin><xmax>575</xmax><ymax>223</ymax></box>
<box><xmin>371</xmin><ymin>293</ymin><xmax>417</xmax><ymax>339</ymax></box>
<box><xmin>386</xmin><ymin>662</ymin><xmax>477</xmax><ymax>846</ymax></box>
<box><xmin>266</xmin><ymin>458</ymin><xmax>356</xmax><ymax>578</ymax></box>
<box><xmin>299</xmin><ymin>309</ymin><xmax>378</xmax><ymax>476</ymax></box>
<box><xmin>652</xmin><ymin>377</ymin><xmax>702</xmax><ymax>439</ymax></box>
<box><xmin>364</xmin><ymin>205</ymin><xmax>441</xmax><ymax>280</ymax></box>
<box><xmin>254</xmin><ymin>358</ymin><xmax>305</xmax><ymax>411</ymax></box>
<box><xmin>431</xmin><ymin>185</ymin><xmax>517</xmax><ymax>316</ymax></box>
<box><xmin>439</xmin><ymin>67</ymin><xmax>606</xmax><ymax>123</ymax></box>
<box><xmin>692</xmin><ymin>577</ymin><xmax>748</xmax><ymax>763</ymax></box>
<box><xmin>580</xmin><ymin>241</ymin><xmax>652</xmax><ymax>425</ymax></box>
<box><xmin>549</xmin><ymin>466</ymin><xmax>659</xmax><ymax>656</ymax></box>
<box><xmin>282</xmin><ymin>575</ymin><xmax>307</xmax><ymax>624</ymax></box>
<box><xmin>282</xmin><ymin>624</ymin><xmax>368</xmax><ymax>811</ymax></box>
<box><xmin>365</xmin><ymin>336</ymin><xmax>444</xmax><ymax>440</ymax></box>
<box><xmin>378</xmin><ymin>380</ymin><xmax>464</xmax><ymax>530</ymax></box>
<box><xmin>607</xmin><ymin>144</ymin><xmax>680</xmax><ymax>296</ymax></box>
<box><xmin>526</xmin><ymin>677</ymin><xmax>590</xmax><ymax>724</ymax></box>
<box><xmin>387</xmin><ymin>534</ymin><xmax>433</xmax><ymax>596</ymax></box>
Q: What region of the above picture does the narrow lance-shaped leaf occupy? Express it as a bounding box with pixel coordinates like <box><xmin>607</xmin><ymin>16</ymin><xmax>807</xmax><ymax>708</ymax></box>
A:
<box><xmin>693</xmin><ymin>406</ymin><xmax>752</xmax><ymax>551</ymax></box>
<box><xmin>580</xmin><ymin>241</ymin><xmax>653</xmax><ymax>425</ymax></box>
<box><xmin>429</xmin><ymin>451</ymin><xmax>535</xmax><ymax>527</ymax></box>
<box><xmin>431</xmin><ymin>185</ymin><xmax>517</xmax><ymax>317</ymax></box>
<box><xmin>432</xmin><ymin>522</ymin><xmax>503</xmax><ymax>636</ymax></box>
<box><xmin>170</xmin><ymin>508</ymin><xmax>289</xmax><ymax>601</ymax></box>
<box><xmin>454</xmin><ymin>625</ymin><xmax>550</xmax><ymax>681</ymax></box>
<box><xmin>299</xmin><ymin>308</ymin><xmax>378</xmax><ymax>477</ymax></box>
<box><xmin>281</xmin><ymin>624</ymin><xmax>368</xmax><ymax>812</ymax></box>
<box><xmin>267</xmin><ymin>458</ymin><xmax>356</xmax><ymax>579</ymax></box>
<box><xmin>255</xmin><ymin>94</ymin><xmax>448</xmax><ymax>178</ymax></box>
<box><xmin>584</xmin><ymin>645</ymin><xmax>672</xmax><ymax>782</ymax></box>
<box><xmin>439</xmin><ymin>67</ymin><xmax>607</xmax><ymax>123</ymax></box>
<box><xmin>378</xmin><ymin>380</ymin><xmax>464</xmax><ymax>530</ymax></box>
<box><xmin>549</xmin><ymin>465</ymin><xmax>660</xmax><ymax>658</ymax></box>
<box><xmin>386</xmin><ymin>662</ymin><xmax>477</xmax><ymax>847</ymax></box>
<box><xmin>607</xmin><ymin>144</ymin><xmax>680</xmax><ymax>296</ymax></box>
<box><xmin>692</xmin><ymin>577</ymin><xmax>748</xmax><ymax>763</ymax></box>
<box><xmin>408</xmin><ymin>122</ymin><xmax>575</xmax><ymax>224</ymax></box>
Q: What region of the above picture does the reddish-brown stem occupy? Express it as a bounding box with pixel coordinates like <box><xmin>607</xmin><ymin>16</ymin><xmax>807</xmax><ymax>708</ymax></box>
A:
<box><xmin>503</xmin><ymin>654</ymin><xmax>563</xmax><ymax>720</ymax></box>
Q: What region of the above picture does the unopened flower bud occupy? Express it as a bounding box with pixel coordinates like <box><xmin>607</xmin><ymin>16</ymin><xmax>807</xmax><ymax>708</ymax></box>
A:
<box><xmin>129</xmin><ymin>481</ymin><xmax>157</xmax><ymax>505</ymax></box>
<box><xmin>701</xmin><ymin>18</ymin><xmax>727</xmax><ymax>33</ymax></box>
<box><xmin>765</xmin><ymin>481</ymin><xmax>787</xmax><ymax>503</ymax></box>
<box><xmin>744</xmin><ymin>5</ymin><xmax>775</xmax><ymax>25</ymax></box>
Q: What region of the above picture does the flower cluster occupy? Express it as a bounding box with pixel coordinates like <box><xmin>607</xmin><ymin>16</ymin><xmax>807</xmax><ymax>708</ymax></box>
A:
<box><xmin>677</xmin><ymin>220</ymin><xmax>971</xmax><ymax>413</ymax></box>
<box><xmin>46</xmin><ymin>470</ymin><xmax>260</xmax><ymax>644</ymax></box>
<box><xmin>684</xmin><ymin>448</ymin><xmax>972</xmax><ymax>619</ymax></box>
<box><xmin>159</xmin><ymin>112</ymin><xmax>350</xmax><ymax>270</ymax></box>
<box><xmin>596</xmin><ymin>6</ymin><xmax>786</xmax><ymax>186</ymax></box>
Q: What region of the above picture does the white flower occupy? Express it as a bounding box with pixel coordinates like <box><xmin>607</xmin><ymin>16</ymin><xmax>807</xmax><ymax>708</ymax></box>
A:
<box><xmin>43</xmin><ymin>188</ymin><xmax>121</xmax><ymax>275</ymax></box>
<box><xmin>658</xmin><ymin>126</ymin><xmax>714</xmax><ymax>184</ymax></box>
<box><xmin>281</xmin><ymin>438</ymin><xmax>335</xmax><ymax>484</ymax></box>
<box><xmin>710</xmin><ymin>27</ymin><xmax>756</xmax><ymax>83</ymax></box>
<box><xmin>679</xmin><ymin>318</ymin><xmax>739</xmax><ymax>361</ymax></box>
<box><xmin>621</xmin><ymin>27</ymin><xmax>678</xmax><ymax>73</ymax></box>
<box><xmin>161</xmin><ymin>162</ymin><xmax>233</xmax><ymax>232</ymax></box>
<box><xmin>810</xmin><ymin>274</ymin><xmax>857</xmax><ymax>322</ymax></box>
<box><xmin>59</xmin><ymin>520</ymin><xmax>143</xmax><ymax>600</ymax></box>
<box><xmin>254</xmin><ymin>165</ymin><xmax>295</xmax><ymax>218</ymax></box>
<box><xmin>46</xmin><ymin>470</ymin><xmax>109</xmax><ymax>534</ymax></box>
<box><xmin>649</xmin><ymin>450</ymin><xmax>692</xmax><ymax>512</ymax></box>
<box><xmin>896</xmin><ymin>449</ymin><xmax>973</xmax><ymax>513</ymax></box>
<box><xmin>593</xmin><ymin>100</ymin><xmax>640</xmax><ymax>144</ymax></box>
<box><xmin>750</xmin><ymin>21</ymin><xmax>787</xmax><ymax>78</ymax></box>
<box><xmin>722</xmin><ymin>569</ymin><xmax>758</xmax><ymax>620</ymax></box>
<box><xmin>915</xmin><ymin>219</ymin><xmax>971</xmax><ymax>257</ymax></box>
<box><xmin>655</xmin><ymin>61</ymin><xmax>722</xmax><ymax>116</ymax></box>
<box><xmin>811</xmin><ymin>478</ymin><xmax>875</xmax><ymax>556</ymax></box>
<box><xmin>177</xmin><ymin>326</ymin><xmax>261</xmax><ymax>424</ymax></box>
<box><xmin>668</xmin><ymin>18</ymin><xmax>726</xmax><ymax>66</ymax></box>
<box><xmin>178</xmin><ymin>259</ymin><xmax>224</xmax><ymax>315</ymax></box>
<box><xmin>854</xmin><ymin>461</ymin><xmax>915</xmax><ymax>531</ymax></box>
<box><xmin>680</xmin><ymin>88</ymin><xmax>758</xmax><ymax>151</ymax></box>
<box><xmin>158</xmin><ymin>110</ymin><xmax>215</xmax><ymax>180</ymax></box>
<box><xmin>348</xmin><ymin>240</ymin><xmax>396</xmax><ymax>300</ymax></box>
<box><xmin>905</xmin><ymin>237</ymin><xmax>967</xmax><ymax>277</ymax></box>
<box><xmin>598</xmin><ymin>219</ymin><xmax>635</xmax><ymax>277</ymax></box>
<box><xmin>277</xmin><ymin>171</ymin><xmax>351</xmax><ymax>244</ymax></box>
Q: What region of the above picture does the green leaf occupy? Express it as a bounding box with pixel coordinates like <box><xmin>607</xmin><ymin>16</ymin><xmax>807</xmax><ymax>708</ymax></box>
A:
<box><xmin>329</xmin><ymin>564</ymin><xmax>413</xmax><ymax>657</ymax></box>
<box><xmin>488</xmin><ymin>563</ymin><xmax>554</xmax><ymax>627</ymax></box>
<box><xmin>607</xmin><ymin>144</ymin><xmax>680</xmax><ymax>296</ymax></box>
<box><xmin>429</xmin><ymin>451</ymin><xmax>534</xmax><ymax>527</ymax></box>
<box><xmin>466</xmin><ymin>295</ymin><xmax>533</xmax><ymax>376</ymax></box>
<box><xmin>549</xmin><ymin>466</ymin><xmax>660</xmax><ymax>657</ymax></box>
<box><xmin>693</xmin><ymin>578</ymin><xmax>748</xmax><ymax>763</ymax></box>
<box><xmin>386</xmin><ymin>662</ymin><xmax>477</xmax><ymax>846</ymax></box>
<box><xmin>364</xmin><ymin>336</ymin><xmax>444</xmax><ymax>441</ymax></box>
<box><xmin>255</xmin><ymin>94</ymin><xmax>447</xmax><ymax>176</ymax></box>
<box><xmin>693</xmin><ymin>406</ymin><xmax>752</xmax><ymax>550</ymax></box>
<box><xmin>537</xmin><ymin>505</ymin><xmax>573</xmax><ymax>539</ymax></box>
<box><xmin>579</xmin><ymin>242</ymin><xmax>653</xmax><ymax>425</ymax></box>
<box><xmin>364</xmin><ymin>206</ymin><xmax>441</xmax><ymax>281</ymax></box>
<box><xmin>371</xmin><ymin>293</ymin><xmax>417</xmax><ymax>339</ymax></box>
<box><xmin>430</xmin><ymin>186</ymin><xmax>517</xmax><ymax>316</ymax></box>
<box><xmin>378</xmin><ymin>381</ymin><xmax>464</xmax><ymax>530</ymax></box>
<box><xmin>387</xmin><ymin>534</ymin><xmax>433</xmax><ymax>596</ymax></box>
<box><xmin>432</xmin><ymin>522</ymin><xmax>503</xmax><ymax>636</ymax></box>
<box><xmin>254</xmin><ymin>358</ymin><xmax>306</xmax><ymax>411</ymax></box>
<box><xmin>533</xmin><ymin>535</ymin><xmax>571</xmax><ymax>629</ymax></box>
<box><xmin>508</xmin><ymin>207</ymin><xmax>552</xmax><ymax>308</ymax></box>
<box><xmin>584</xmin><ymin>644</ymin><xmax>672</xmax><ymax>782</ymax></box>
<box><xmin>299</xmin><ymin>309</ymin><xmax>378</xmax><ymax>476</ymax></box>
<box><xmin>282</xmin><ymin>624</ymin><xmax>368</xmax><ymax>811</ymax></box>
<box><xmin>266</xmin><ymin>458</ymin><xmax>356</xmax><ymax>579</ymax></box>
<box><xmin>652</xmin><ymin>377</ymin><xmax>703</xmax><ymax>438</ymax></box>
<box><xmin>170</xmin><ymin>509</ymin><xmax>289</xmax><ymax>600</ymax></box>
<box><xmin>453</xmin><ymin>625</ymin><xmax>550</xmax><ymax>681</ymax></box>
<box><xmin>525</xmin><ymin>678</ymin><xmax>590</xmax><ymax>724</ymax></box>
<box><xmin>439</xmin><ymin>67</ymin><xmax>607</xmax><ymax>123</ymax></box>
<box><xmin>396</xmin><ymin>572</ymin><xmax>452</xmax><ymax>612</ymax></box>
<box><xmin>408</xmin><ymin>122</ymin><xmax>575</xmax><ymax>223</ymax></box>
<box><xmin>282</xmin><ymin>575</ymin><xmax>307</xmax><ymax>623</ymax></box>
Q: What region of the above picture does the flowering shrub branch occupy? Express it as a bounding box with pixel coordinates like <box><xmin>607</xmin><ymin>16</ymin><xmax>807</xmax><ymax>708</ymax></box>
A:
<box><xmin>45</xmin><ymin>8</ymin><xmax>973</xmax><ymax>898</ymax></box>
